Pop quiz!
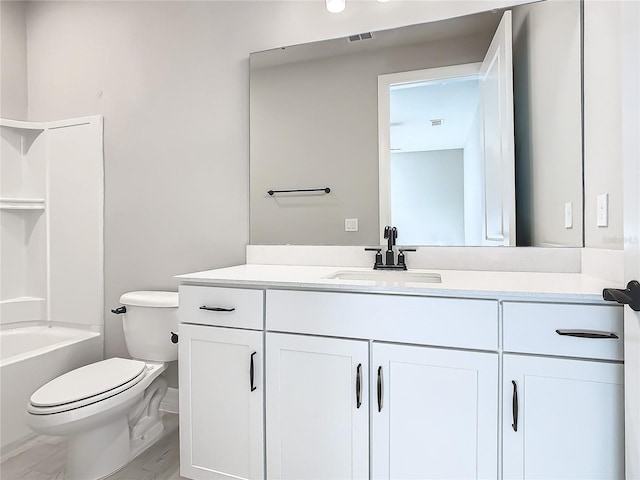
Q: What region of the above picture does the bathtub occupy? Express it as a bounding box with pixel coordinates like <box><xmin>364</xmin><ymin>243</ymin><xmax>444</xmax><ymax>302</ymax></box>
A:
<box><xmin>0</xmin><ymin>325</ymin><xmax>102</xmax><ymax>452</ymax></box>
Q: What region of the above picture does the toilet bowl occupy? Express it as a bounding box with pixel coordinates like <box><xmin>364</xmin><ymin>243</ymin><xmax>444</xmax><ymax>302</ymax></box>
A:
<box><xmin>25</xmin><ymin>291</ymin><xmax>178</xmax><ymax>480</ymax></box>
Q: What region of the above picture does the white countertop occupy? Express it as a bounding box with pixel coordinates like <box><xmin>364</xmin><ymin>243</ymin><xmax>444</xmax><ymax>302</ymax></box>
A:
<box><xmin>176</xmin><ymin>264</ymin><xmax>622</xmax><ymax>303</ymax></box>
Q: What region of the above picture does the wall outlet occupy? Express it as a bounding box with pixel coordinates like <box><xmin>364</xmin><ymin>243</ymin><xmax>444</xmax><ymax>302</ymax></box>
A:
<box><xmin>564</xmin><ymin>202</ymin><xmax>573</xmax><ymax>228</ymax></box>
<box><xmin>597</xmin><ymin>193</ymin><xmax>609</xmax><ymax>227</ymax></box>
<box><xmin>345</xmin><ymin>218</ymin><xmax>358</xmax><ymax>232</ymax></box>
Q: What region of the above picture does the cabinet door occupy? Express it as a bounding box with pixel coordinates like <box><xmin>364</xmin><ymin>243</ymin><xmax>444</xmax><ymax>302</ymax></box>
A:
<box><xmin>266</xmin><ymin>333</ymin><xmax>369</xmax><ymax>480</ymax></box>
<box><xmin>372</xmin><ymin>342</ymin><xmax>498</xmax><ymax>480</ymax></box>
<box><xmin>179</xmin><ymin>324</ymin><xmax>264</xmax><ymax>480</ymax></box>
<box><xmin>503</xmin><ymin>354</ymin><xmax>624</xmax><ymax>480</ymax></box>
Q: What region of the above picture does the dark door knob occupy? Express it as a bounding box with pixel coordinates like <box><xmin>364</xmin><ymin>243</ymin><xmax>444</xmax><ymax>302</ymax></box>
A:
<box><xmin>603</xmin><ymin>280</ymin><xmax>640</xmax><ymax>311</ymax></box>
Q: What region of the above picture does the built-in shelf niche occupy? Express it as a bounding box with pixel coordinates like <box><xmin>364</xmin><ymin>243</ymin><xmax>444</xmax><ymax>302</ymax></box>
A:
<box><xmin>0</xmin><ymin>116</ymin><xmax>103</xmax><ymax>328</ymax></box>
<box><xmin>1</xmin><ymin>121</ymin><xmax>47</xmax><ymax>324</ymax></box>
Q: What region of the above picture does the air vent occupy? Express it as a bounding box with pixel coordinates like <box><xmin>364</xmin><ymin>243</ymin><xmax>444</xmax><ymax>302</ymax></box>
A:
<box><xmin>346</xmin><ymin>32</ymin><xmax>374</xmax><ymax>43</ymax></box>
<box><xmin>430</xmin><ymin>119</ymin><xmax>444</xmax><ymax>127</ymax></box>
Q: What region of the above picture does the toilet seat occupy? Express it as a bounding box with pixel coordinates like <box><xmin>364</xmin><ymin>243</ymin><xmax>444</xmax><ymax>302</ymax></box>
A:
<box><xmin>28</xmin><ymin>358</ymin><xmax>147</xmax><ymax>415</ymax></box>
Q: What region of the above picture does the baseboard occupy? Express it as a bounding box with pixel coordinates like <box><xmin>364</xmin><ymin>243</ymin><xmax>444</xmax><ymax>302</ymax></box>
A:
<box><xmin>160</xmin><ymin>387</ymin><xmax>179</xmax><ymax>414</ymax></box>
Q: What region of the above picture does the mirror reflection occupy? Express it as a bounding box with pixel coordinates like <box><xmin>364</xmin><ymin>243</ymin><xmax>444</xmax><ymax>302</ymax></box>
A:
<box><xmin>249</xmin><ymin>1</ymin><xmax>583</xmax><ymax>247</ymax></box>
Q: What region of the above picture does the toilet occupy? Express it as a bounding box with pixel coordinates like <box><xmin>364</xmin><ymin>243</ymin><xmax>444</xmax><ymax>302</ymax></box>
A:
<box><xmin>25</xmin><ymin>291</ymin><xmax>179</xmax><ymax>480</ymax></box>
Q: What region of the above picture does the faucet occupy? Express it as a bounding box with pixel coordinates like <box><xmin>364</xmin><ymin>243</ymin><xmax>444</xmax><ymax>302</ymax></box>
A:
<box><xmin>384</xmin><ymin>226</ymin><xmax>397</xmax><ymax>266</ymax></box>
<box><xmin>365</xmin><ymin>226</ymin><xmax>415</xmax><ymax>270</ymax></box>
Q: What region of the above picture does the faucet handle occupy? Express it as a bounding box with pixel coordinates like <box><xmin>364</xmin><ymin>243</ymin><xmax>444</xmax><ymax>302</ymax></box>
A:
<box><xmin>364</xmin><ymin>247</ymin><xmax>384</xmax><ymax>269</ymax></box>
<box><xmin>397</xmin><ymin>248</ymin><xmax>416</xmax><ymax>270</ymax></box>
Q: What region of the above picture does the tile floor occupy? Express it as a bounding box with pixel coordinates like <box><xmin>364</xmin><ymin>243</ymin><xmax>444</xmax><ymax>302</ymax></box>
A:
<box><xmin>0</xmin><ymin>413</ymin><xmax>187</xmax><ymax>480</ymax></box>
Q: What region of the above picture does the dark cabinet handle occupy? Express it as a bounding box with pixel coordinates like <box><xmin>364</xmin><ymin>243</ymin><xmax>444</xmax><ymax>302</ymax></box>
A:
<box><xmin>556</xmin><ymin>329</ymin><xmax>619</xmax><ymax>339</ymax></box>
<box><xmin>356</xmin><ymin>363</ymin><xmax>362</xmax><ymax>409</ymax></box>
<box><xmin>377</xmin><ymin>366</ymin><xmax>383</xmax><ymax>413</ymax></box>
<box><xmin>603</xmin><ymin>280</ymin><xmax>640</xmax><ymax>311</ymax></box>
<box><xmin>199</xmin><ymin>305</ymin><xmax>236</xmax><ymax>312</ymax></box>
<box><xmin>250</xmin><ymin>352</ymin><xmax>257</xmax><ymax>392</ymax></box>
<box><xmin>511</xmin><ymin>380</ymin><xmax>518</xmax><ymax>432</ymax></box>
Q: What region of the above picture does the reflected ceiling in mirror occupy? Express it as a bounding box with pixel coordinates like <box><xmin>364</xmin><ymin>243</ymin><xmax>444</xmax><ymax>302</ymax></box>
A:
<box><xmin>249</xmin><ymin>1</ymin><xmax>583</xmax><ymax>248</ymax></box>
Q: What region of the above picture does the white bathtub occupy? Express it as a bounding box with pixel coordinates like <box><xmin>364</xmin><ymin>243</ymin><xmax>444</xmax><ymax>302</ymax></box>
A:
<box><xmin>0</xmin><ymin>325</ymin><xmax>102</xmax><ymax>452</ymax></box>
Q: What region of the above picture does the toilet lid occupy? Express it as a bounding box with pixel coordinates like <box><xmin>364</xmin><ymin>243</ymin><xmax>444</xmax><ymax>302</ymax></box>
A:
<box><xmin>30</xmin><ymin>358</ymin><xmax>146</xmax><ymax>408</ymax></box>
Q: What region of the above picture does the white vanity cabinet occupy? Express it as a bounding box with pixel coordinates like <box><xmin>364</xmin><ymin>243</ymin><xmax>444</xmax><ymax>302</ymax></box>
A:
<box><xmin>265</xmin><ymin>333</ymin><xmax>369</xmax><ymax>480</ymax></box>
<box><xmin>265</xmin><ymin>289</ymin><xmax>500</xmax><ymax>480</ymax></box>
<box><xmin>372</xmin><ymin>343</ymin><xmax>498</xmax><ymax>480</ymax></box>
<box><xmin>178</xmin><ymin>286</ymin><xmax>265</xmax><ymax>480</ymax></box>
<box><xmin>501</xmin><ymin>302</ymin><xmax>624</xmax><ymax>480</ymax></box>
<box><xmin>177</xmin><ymin>270</ymin><xmax>625</xmax><ymax>480</ymax></box>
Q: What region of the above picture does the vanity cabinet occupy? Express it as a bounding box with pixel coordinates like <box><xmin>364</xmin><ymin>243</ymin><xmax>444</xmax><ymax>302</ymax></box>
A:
<box><xmin>178</xmin><ymin>286</ymin><xmax>265</xmax><ymax>480</ymax></box>
<box><xmin>372</xmin><ymin>342</ymin><xmax>498</xmax><ymax>480</ymax></box>
<box><xmin>265</xmin><ymin>333</ymin><xmax>369</xmax><ymax>480</ymax></box>
<box><xmin>501</xmin><ymin>302</ymin><xmax>624</xmax><ymax>480</ymax></box>
<box><xmin>177</xmin><ymin>280</ymin><xmax>625</xmax><ymax>480</ymax></box>
<box><xmin>265</xmin><ymin>290</ymin><xmax>499</xmax><ymax>480</ymax></box>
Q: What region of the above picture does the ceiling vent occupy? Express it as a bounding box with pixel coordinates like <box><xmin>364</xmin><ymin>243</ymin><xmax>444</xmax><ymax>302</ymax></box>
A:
<box><xmin>346</xmin><ymin>32</ymin><xmax>374</xmax><ymax>43</ymax></box>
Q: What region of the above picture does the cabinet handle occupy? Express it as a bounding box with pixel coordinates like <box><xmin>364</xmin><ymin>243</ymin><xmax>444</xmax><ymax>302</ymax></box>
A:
<box><xmin>250</xmin><ymin>351</ymin><xmax>257</xmax><ymax>392</ymax></box>
<box><xmin>356</xmin><ymin>363</ymin><xmax>362</xmax><ymax>409</ymax></box>
<box><xmin>377</xmin><ymin>366</ymin><xmax>383</xmax><ymax>413</ymax></box>
<box><xmin>199</xmin><ymin>305</ymin><xmax>236</xmax><ymax>312</ymax></box>
<box><xmin>511</xmin><ymin>380</ymin><xmax>518</xmax><ymax>432</ymax></box>
<box><xmin>555</xmin><ymin>329</ymin><xmax>618</xmax><ymax>339</ymax></box>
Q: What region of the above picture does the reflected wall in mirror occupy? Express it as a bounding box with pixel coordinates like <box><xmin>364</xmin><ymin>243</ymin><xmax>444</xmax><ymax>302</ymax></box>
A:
<box><xmin>250</xmin><ymin>0</ymin><xmax>583</xmax><ymax>247</ymax></box>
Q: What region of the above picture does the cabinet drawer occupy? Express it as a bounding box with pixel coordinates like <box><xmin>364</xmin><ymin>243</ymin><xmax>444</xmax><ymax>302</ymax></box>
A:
<box><xmin>267</xmin><ymin>290</ymin><xmax>498</xmax><ymax>351</ymax></box>
<box><xmin>179</xmin><ymin>285</ymin><xmax>264</xmax><ymax>330</ymax></box>
<box><xmin>502</xmin><ymin>302</ymin><xmax>623</xmax><ymax>361</ymax></box>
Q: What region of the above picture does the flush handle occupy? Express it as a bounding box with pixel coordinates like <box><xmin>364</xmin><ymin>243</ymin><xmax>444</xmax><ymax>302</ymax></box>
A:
<box><xmin>170</xmin><ymin>332</ymin><xmax>179</xmax><ymax>344</ymax></box>
<box><xmin>111</xmin><ymin>306</ymin><xmax>126</xmax><ymax>315</ymax></box>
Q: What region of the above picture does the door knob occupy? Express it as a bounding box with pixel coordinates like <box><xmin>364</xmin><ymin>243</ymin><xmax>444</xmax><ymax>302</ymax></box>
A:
<box><xmin>603</xmin><ymin>280</ymin><xmax>640</xmax><ymax>311</ymax></box>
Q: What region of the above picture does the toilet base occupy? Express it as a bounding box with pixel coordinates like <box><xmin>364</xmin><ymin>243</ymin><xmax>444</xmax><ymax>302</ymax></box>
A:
<box><xmin>63</xmin><ymin>374</ymin><xmax>169</xmax><ymax>480</ymax></box>
<box><xmin>66</xmin><ymin>416</ymin><xmax>130</xmax><ymax>480</ymax></box>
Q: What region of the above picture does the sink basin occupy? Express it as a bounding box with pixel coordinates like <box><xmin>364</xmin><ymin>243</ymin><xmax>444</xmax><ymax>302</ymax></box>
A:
<box><xmin>326</xmin><ymin>270</ymin><xmax>442</xmax><ymax>284</ymax></box>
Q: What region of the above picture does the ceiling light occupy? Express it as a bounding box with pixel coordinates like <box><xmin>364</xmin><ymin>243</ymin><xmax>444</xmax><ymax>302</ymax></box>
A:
<box><xmin>326</xmin><ymin>0</ymin><xmax>345</xmax><ymax>13</ymax></box>
<box><xmin>377</xmin><ymin>0</ymin><xmax>391</xmax><ymax>3</ymax></box>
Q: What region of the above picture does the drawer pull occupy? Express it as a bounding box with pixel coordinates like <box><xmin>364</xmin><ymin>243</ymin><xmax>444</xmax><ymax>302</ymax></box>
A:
<box><xmin>377</xmin><ymin>366</ymin><xmax>383</xmax><ymax>413</ymax></box>
<box><xmin>511</xmin><ymin>380</ymin><xmax>518</xmax><ymax>432</ymax></box>
<box><xmin>250</xmin><ymin>351</ymin><xmax>257</xmax><ymax>392</ymax></box>
<box><xmin>356</xmin><ymin>363</ymin><xmax>362</xmax><ymax>409</ymax></box>
<box><xmin>199</xmin><ymin>305</ymin><xmax>236</xmax><ymax>312</ymax></box>
<box><xmin>555</xmin><ymin>329</ymin><xmax>619</xmax><ymax>339</ymax></box>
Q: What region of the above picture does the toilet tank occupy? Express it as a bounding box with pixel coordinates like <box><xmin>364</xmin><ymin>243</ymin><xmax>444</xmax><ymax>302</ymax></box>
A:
<box><xmin>119</xmin><ymin>291</ymin><xmax>178</xmax><ymax>362</ymax></box>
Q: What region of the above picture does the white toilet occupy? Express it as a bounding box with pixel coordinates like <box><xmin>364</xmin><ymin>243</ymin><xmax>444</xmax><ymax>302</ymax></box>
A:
<box><xmin>25</xmin><ymin>291</ymin><xmax>179</xmax><ymax>480</ymax></box>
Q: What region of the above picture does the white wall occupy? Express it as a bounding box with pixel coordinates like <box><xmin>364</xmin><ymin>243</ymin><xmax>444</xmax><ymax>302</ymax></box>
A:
<box><xmin>0</xmin><ymin>0</ymin><xmax>28</xmax><ymax>119</ymax></box>
<box><xmin>19</xmin><ymin>0</ymin><xmax>558</xmax><ymax>374</ymax></box>
<box><xmin>584</xmin><ymin>0</ymin><xmax>624</xmax><ymax>249</ymax></box>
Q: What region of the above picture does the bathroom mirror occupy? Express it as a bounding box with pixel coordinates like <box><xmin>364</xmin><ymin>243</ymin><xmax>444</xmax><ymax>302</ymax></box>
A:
<box><xmin>249</xmin><ymin>1</ymin><xmax>583</xmax><ymax>247</ymax></box>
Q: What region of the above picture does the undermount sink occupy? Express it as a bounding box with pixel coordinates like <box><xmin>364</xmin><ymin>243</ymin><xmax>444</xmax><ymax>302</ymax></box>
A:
<box><xmin>326</xmin><ymin>270</ymin><xmax>442</xmax><ymax>284</ymax></box>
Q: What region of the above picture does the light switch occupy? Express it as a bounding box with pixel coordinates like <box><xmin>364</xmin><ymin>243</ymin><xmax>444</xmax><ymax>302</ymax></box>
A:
<box><xmin>345</xmin><ymin>218</ymin><xmax>358</xmax><ymax>232</ymax></box>
<box><xmin>564</xmin><ymin>202</ymin><xmax>573</xmax><ymax>229</ymax></box>
<box><xmin>597</xmin><ymin>193</ymin><xmax>609</xmax><ymax>227</ymax></box>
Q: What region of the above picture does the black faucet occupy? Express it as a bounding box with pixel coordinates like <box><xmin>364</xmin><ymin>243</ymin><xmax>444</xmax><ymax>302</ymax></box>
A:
<box><xmin>384</xmin><ymin>226</ymin><xmax>397</xmax><ymax>266</ymax></box>
<box><xmin>364</xmin><ymin>226</ymin><xmax>416</xmax><ymax>270</ymax></box>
